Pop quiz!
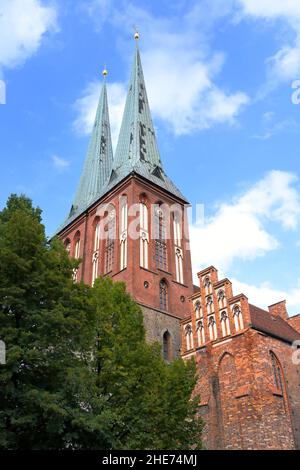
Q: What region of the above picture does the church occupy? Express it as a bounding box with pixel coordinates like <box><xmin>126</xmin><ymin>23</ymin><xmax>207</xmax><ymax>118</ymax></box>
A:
<box><xmin>56</xmin><ymin>34</ymin><xmax>300</xmax><ymax>450</ymax></box>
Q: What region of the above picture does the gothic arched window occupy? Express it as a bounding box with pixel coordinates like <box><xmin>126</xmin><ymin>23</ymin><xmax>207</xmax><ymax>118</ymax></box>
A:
<box><xmin>159</xmin><ymin>279</ymin><xmax>168</xmax><ymax>310</ymax></box>
<box><xmin>73</xmin><ymin>232</ymin><xmax>81</xmax><ymax>282</ymax></box>
<box><xmin>208</xmin><ymin>315</ymin><xmax>217</xmax><ymax>341</ymax></box>
<box><xmin>270</xmin><ymin>351</ymin><xmax>284</xmax><ymax>395</ymax></box>
<box><xmin>196</xmin><ymin>319</ymin><xmax>205</xmax><ymax>345</ymax></box>
<box><xmin>173</xmin><ymin>211</ymin><xmax>184</xmax><ymax>284</ymax></box>
<box><xmin>204</xmin><ymin>276</ymin><xmax>211</xmax><ymax>294</ymax></box>
<box><xmin>92</xmin><ymin>251</ymin><xmax>99</xmax><ymax>285</ymax></box>
<box><xmin>104</xmin><ymin>207</ymin><xmax>116</xmax><ymax>274</ymax></box>
<box><xmin>220</xmin><ymin>310</ymin><xmax>230</xmax><ymax>337</ymax></box>
<box><xmin>64</xmin><ymin>238</ymin><xmax>71</xmax><ymax>254</ymax></box>
<box><xmin>217</xmin><ymin>289</ymin><xmax>226</xmax><ymax>308</ymax></box>
<box><xmin>185</xmin><ymin>323</ymin><xmax>193</xmax><ymax>351</ymax></box>
<box><xmin>206</xmin><ymin>295</ymin><xmax>214</xmax><ymax>314</ymax></box>
<box><xmin>74</xmin><ymin>233</ymin><xmax>80</xmax><ymax>259</ymax></box>
<box><xmin>194</xmin><ymin>300</ymin><xmax>201</xmax><ymax>318</ymax></box>
<box><xmin>233</xmin><ymin>304</ymin><xmax>244</xmax><ymax>332</ymax></box>
<box><xmin>139</xmin><ymin>201</ymin><xmax>149</xmax><ymax>269</ymax></box>
<box><xmin>155</xmin><ymin>207</ymin><xmax>167</xmax><ymax>271</ymax></box>
<box><xmin>92</xmin><ymin>220</ymin><xmax>101</xmax><ymax>284</ymax></box>
<box><xmin>163</xmin><ymin>330</ymin><xmax>172</xmax><ymax>361</ymax></box>
<box><xmin>120</xmin><ymin>196</ymin><xmax>128</xmax><ymax>271</ymax></box>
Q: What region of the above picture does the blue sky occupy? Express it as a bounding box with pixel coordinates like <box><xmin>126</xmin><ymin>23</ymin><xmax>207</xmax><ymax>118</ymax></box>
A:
<box><xmin>0</xmin><ymin>0</ymin><xmax>300</xmax><ymax>314</ymax></box>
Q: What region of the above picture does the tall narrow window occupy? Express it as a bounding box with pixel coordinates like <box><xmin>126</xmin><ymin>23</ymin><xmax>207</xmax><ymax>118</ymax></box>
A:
<box><xmin>233</xmin><ymin>304</ymin><xmax>244</xmax><ymax>332</ymax></box>
<box><xmin>163</xmin><ymin>330</ymin><xmax>172</xmax><ymax>361</ymax></box>
<box><xmin>104</xmin><ymin>207</ymin><xmax>116</xmax><ymax>274</ymax></box>
<box><xmin>185</xmin><ymin>324</ymin><xmax>193</xmax><ymax>351</ymax></box>
<box><xmin>73</xmin><ymin>233</ymin><xmax>80</xmax><ymax>282</ymax></box>
<box><xmin>92</xmin><ymin>221</ymin><xmax>100</xmax><ymax>285</ymax></box>
<box><xmin>206</xmin><ymin>295</ymin><xmax>214</xmax><ymax>314</ymax></box>
<box><xmin>74</xmin><ymin>238</ymin><xmax>80</xmax><ymax>259</ymax></box>
<box><xmin>120</xmin><ymin>196</ymin><xmax>128</xmax><ymax>271</ymax></box>
<box><xmin>270</xmin><ymin>351</ymin><xmax>284</xmax><ymax>394</ymax></box>
<box><xmin>173</xmin><ymin>212</ymin><xmax>184</xmax><ymax>284</ymax></box>
<box><xmin>94</xmin><ymin>221</ymin><xmax>101</xmax><ymax>252</ymax></box>
<box><xmin>217</xmin><ymin>289</ymin><xmax>226</xmax><ymax>308</ymax></box>
<box><xmin>204</xmin><ymin>276</ymin><xmax>211</xmax><ymax>295</ymax></box>
<box><xmin>64</xmin><ymin>238</ymin><xmax>71</xmax><ymax>254</ymax></box>
<box><xmin>91</xmin><ymin>252</ymin><xmax>99</xmax><ymax>285</ymax></box>
<box><xmin>159</xmin><ymin>279</ymin><xmax>168</xmax><ymax>310</ymax></box>
<box><xmin>208</xmin><ymin>315</ymin><xmax>217</xmax><ymax>341</ymax></box>
<box><xmin>220</xmin><ymin>310</ymin><xmax>230</xmax><ymax>337</ymax></box>
<box><xmin>194</xmin><ymin>300</ymin><xmax>201</xmax><ymax>319</ymax></box>
<box><xmin>197</xmin><ymin>319</ymin><xmax>205</xmax><ymax>346</ymax></box>
<box><xmin>155</xmin><ymin>207</ymin><xmax>167</xmax><ymax>271</ymax></box>
<box><xmin>140</xmin><ymin>201</ymin><xmax>149</xmax><ymax>269</ymax></box>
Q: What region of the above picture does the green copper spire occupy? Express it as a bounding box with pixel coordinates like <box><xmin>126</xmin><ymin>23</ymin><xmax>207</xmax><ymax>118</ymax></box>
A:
<box><xmin>113</xmin><ymin>38</ymin><xmax>162</xmax><ymax>173</ymax></box>
<box><xmin>111</xmin><ymin>35</ymin><xmax>187</xmax><ymax>202</ymax></box>
<box><xmin>70</xmin><ymin>73</ymin><xmax>113</xmax><ymax>216</ymax></box>
<box><xmin>56</xmin><ymin>38</ymin><xmax>187</xmax><ymax>236</ymax></box>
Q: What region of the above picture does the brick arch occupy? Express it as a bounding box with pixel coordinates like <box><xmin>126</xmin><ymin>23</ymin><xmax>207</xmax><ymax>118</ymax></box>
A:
<box><xmin>74</xmin><ymin>230</ymin><xmax>80</xmax><ymax>241</ymax></box>
<box><xmin>139</xmin><ymin>192</ymin><xmax>148</xmax><ymax>205</ymax></box>
<box><xmin>92</xmin><ymin>215</ymin><xmax>100</xmax><ymax>226</ymax></box>
<box><xmin>217</xmin><ymin>351</ymin><xmax>235</xmax><ymax>369</ymax></box>
<box><xmin>269</xmin><ymin>350</ymin><xmax>288</xmax><ymax>403</ymax></box>
<box><xmin>162</xmin><ymin>329</ymin><xmax>173</xmax><ymax>361</ymax></box>
<box><xmin>104</xmin><ymin>202</ymin><xmax>116</xmax><ymax>214</ymax></box>
<box><xmin>217</xmin><ymin>352</ymin><xmax>243</xmax><ymax>449</ymax></box>
<box><xmin>159</xmin><ymin>278</ymin><xmax>168</xmax><ymax>311</ymax></box>
<box><xmin>64</xmin><ymin>237</ymin><xmax>71</xmax><ymax>247</ymax></box>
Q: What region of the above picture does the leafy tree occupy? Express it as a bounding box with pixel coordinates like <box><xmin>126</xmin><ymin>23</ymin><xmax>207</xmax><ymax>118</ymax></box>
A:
<box><xmin>0</xmin><ymin>195</ymin><xmax>203</xmax><ymax>450</ymax></box>
<box><xmin>84</xmin><ymin>276</ymin><xmax>203</xmax><ymax>450</ymax></box>
<box><xmin>0</xmin><ymin>195</ymin><xmax>94</xmax><ymax>449</ymax></box>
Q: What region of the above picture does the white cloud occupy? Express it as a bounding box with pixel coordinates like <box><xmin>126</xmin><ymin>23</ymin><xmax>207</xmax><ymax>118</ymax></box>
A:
<box><xmin>189</xmin><ymin>170</ymin><xmax>300</xmax><ymax>273</ymax></box>
<box><xmin>236</xmin><ymin>0</ymin><xmax>300</xmax><ymax>85</ymax></box>
<box><xmin>253</xmin><ymin>117</ymin><xmax>299</xmax><ymax>140</ymax></box>
<box><xmin>75</xmin><ymin>1</ymin><xmax>249</xmax><ymax>137</ymax></box>
<box><xmin>52</xmin><ymin>155</ymin><xmax>70</xmax><ymax>172</ymax></box>
<box><xmin>236</xmin><ymin>0</ymin><xmax>300</xmax><ymax>20</ymax></box>
<box><xmin>143</xmin><ymin>47</ymin><xmax>249</xmax><ymax>135</ymax></box>
<box><xmin>73</xmin><ymin>80</ymin><xmax>126</xmax><ymax>148</ymax></box>
<box><xmin>232</xmin><ymin>277</ymin><xmax>300</xmax><ymax>315</ymax></box>
<box><xmin>0</xmin><ymin>0</ymin><xmax>57</xmax><ymax>69</ymax></box>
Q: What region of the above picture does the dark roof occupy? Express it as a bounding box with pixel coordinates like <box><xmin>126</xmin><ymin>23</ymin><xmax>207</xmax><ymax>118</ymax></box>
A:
<box><xmin>249</xmin><ymin>304</ymin><xmax>300</xmax><ymax>344</ymax></box>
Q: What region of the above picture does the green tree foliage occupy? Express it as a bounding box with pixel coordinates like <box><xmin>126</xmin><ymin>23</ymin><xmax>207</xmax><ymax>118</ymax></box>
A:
<box><xmin>89</xmin><ymin>277</ymin><xmax>203</xmax><ymax>450</ymax></box>
<box><xmin>0</xmin><ymin>195</ymin><xmax>203</xmax><ymax>450</ymax></box>
<box><xmin>0</xmin><ymin>195</ymin><xmax>94</xmax><ymax>449</ymax></box>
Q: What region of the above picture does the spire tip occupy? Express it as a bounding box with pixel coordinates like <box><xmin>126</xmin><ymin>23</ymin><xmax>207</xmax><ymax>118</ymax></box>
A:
<box><xmin>102</xmin><ymin>66</ymin><xmax>108</xmax><ymax>77</ymax></box>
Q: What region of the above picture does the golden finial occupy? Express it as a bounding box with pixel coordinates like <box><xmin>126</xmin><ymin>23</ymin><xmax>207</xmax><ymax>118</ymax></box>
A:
<box><xmin>102</xmin><ymin>65</ymin><xmax>108</xmax><ymax>77</ymax></box>
<box><xmin>133</xmin><ymin>26</ymin><xmax>139</xmax><ymax>41</ymax></box>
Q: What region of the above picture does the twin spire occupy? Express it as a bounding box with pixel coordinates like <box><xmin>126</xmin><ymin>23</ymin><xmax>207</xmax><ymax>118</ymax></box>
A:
<box><xmin>65</xmin><ymin>33</ymin><xmax>186</xmax><ymax>228</ymax></box>
<box><xmin>70</xmin><ymin>69</ymin><xmax>113</xmax><ymax>215</ymax></box>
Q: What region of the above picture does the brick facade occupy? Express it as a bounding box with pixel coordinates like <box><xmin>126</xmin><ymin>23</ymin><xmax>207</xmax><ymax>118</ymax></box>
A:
<box><xmin>56</xmin><ymin>41</ymin><xmax>300</xmax><ymax>449</ymax></box>
<box><xmin>288</xmin><ymin>314</ymin><xmax>300</xmax><ymax>334</ymax></box>
<box><xmin>58</xmin><ymin>174</ymin><xmax>193</xmax><ymax>359</ymax></box>
<box><xmin>181</xmin><ymin>266</ymin><xmax>300</xmax><ymax>450</ymax></box>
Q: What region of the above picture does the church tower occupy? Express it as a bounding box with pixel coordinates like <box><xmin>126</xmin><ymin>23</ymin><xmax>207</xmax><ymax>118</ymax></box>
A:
<box><xmin>56</xmin><ymin>34</ymin><xmax>194</xmax><ymax>358</ymax></box>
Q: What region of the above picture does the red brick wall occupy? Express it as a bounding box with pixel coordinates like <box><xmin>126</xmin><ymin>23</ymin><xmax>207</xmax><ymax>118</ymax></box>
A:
<box><xmin>58</xmin><ymin>174</ymin><xmax>193</xmax><ymax>319</ymax></box>
<box><xmin>191</xmin><ymin>330</ymin><xmax>298</xmax><ymax>450</ymax></box>
<box><xmin>181</xmin><ymin>266</ymin><xmax>299</xmax><ymax>450</ymax></box>
<box><xmin>268</xmin><ymin>301</ymin><xmax>288</xmax><ymax>320</ymax></box>
<box><xmin>288</xmin><ymin>314</ymin><xmax>300</xmax><ymax>334</ymax></box>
